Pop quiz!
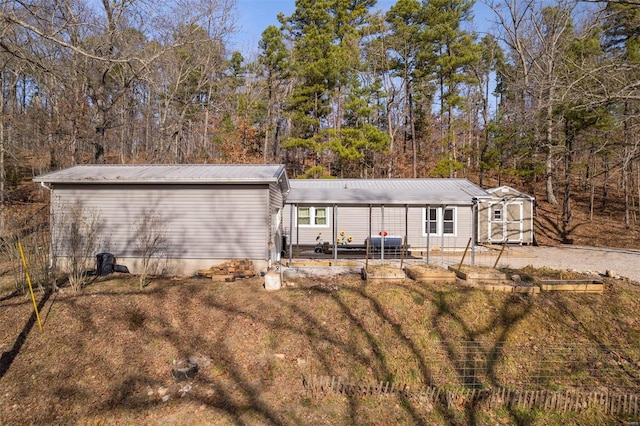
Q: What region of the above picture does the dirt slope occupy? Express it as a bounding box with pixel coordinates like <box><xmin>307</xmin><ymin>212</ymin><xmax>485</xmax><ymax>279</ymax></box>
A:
<box><xmin>1</xmin><ymin>273</ymin><xmax>639</xmax><ymax>425</ymax></box>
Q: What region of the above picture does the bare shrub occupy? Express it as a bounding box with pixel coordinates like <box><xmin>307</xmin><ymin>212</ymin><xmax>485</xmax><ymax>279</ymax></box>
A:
<box><xmin>134</xmin><ymin>209</ymin><xmax>167</xmax><ymax>287</ymax></box>
<box><xmin>0</xmin><ymin>228</ymin><xmax>23</xmax><ymax>293</ymax></box>
<box><xmin>0</xmin><ymin>212</ymin><xmax>52</xmax><ymax>293</ymax></box>
<box><xmin>52</xmin><ymin>200</ymin><xmax>102</xmax><ymax>292</ymax></box>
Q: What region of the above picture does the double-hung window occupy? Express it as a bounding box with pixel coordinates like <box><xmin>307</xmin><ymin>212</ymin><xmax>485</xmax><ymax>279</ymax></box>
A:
<box><xmin>297</xmin><ymin>207</ymin><xmax>328</xmax><ymax>227</ymax></box>
<box><xmin>443</xmin><ymin>208</ymin><xmax>455</xmax><ymax>234</ymax></box>
<box><xmin>423</xmin><ymin>207</ymin><xmax>456</xmax><ymax>236</ymax></box>
<box><xmin>426</xmin><ymin>207</ymin><xmax>438</xmax><ymax>234</ymax></box>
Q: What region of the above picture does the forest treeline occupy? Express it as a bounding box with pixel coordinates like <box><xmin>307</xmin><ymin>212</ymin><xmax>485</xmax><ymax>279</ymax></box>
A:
<box><xmin>1</xmin><ymin>0</ymin><xmax>639</xmax><ymax>230</ymax></box>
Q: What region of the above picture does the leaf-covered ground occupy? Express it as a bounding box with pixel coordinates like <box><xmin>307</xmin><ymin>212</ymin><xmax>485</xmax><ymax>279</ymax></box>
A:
<box><xmin>1</xmin><ymin>271</ymin><xmax>639</xmax><ymax>425</ymax></box>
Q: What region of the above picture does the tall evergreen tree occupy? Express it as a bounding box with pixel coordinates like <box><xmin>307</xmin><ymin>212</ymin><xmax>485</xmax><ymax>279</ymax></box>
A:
<box><xmin>258</xmin><ymin>25</ymin><xmax>291</xmax><ymax>162</ymax></box>
<box><xmin>279</xmin><ymin>0</ymin><xmax>389</xmax><ymax>178</ymax></box>
<box><xmin>385</xmin><ymin>0</ymin><xmax>427</xmax><ymax>177</ymax></box>
<box><xmin>472</xmin><ymin>34</ymin><xmax>503</xmax><ymax>187</ymax></box>
<box><xmin>422</xmin><ymin>0</ymin><xmax>480</xmax><ymax>177</ymax></box>
<box><xmin>602</xmin><ymin>2</ymin><xmax>640</xmax><ymax>228</ymax></box>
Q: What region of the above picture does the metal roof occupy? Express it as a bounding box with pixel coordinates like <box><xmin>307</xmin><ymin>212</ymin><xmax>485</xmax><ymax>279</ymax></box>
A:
<box><xmin>286</xmin><ymin>179</ymin><xmax>491</xmax><ymax>206</ymax></box>
<box><xmin>34</xmin><ymin>166</ymin><xmax>490</xmax><ymax>205</ymax></box>
<box><xmin>34</xmin><ymin>164</ymin><xmax>289</xmax><ymax>189</ymax></box>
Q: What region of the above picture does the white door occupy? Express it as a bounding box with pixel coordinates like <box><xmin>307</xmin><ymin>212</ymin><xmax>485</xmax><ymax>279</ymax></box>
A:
<box><xmin>488</xmin><ymin>201</ymin><xmax>523</xmax><ymax>243</ymax></box>
<box><xmin>505</xmin><ymin>202</ymin><xmax>524</xmax><ymax>243</ymax></box>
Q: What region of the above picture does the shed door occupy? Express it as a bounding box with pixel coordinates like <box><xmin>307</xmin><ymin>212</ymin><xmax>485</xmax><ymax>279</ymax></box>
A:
<box><xmin>489</xmin><ymin>202</ymin><xmax>505</xmax><ymax>242</ymax></box>
<box><xmin>488</xmin><ymin>201</ymin><xmax>523</xmax><ymax>243</ymax></box>
<box><xmin>505</xmin><ymin>202</ymin><xmax>523</xmax><ymax>243</ymax></box>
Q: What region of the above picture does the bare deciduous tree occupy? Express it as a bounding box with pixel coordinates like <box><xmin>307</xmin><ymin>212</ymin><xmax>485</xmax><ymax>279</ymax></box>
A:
<box><xmin>0</xmin><ymin>212</ymin><xmax>52</xmax><ymax>294</ymax></box>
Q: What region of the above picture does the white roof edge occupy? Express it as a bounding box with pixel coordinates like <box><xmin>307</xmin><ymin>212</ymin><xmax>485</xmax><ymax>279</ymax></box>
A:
<box><xmin>486</xmin><ymin>185</ymin><xmax>534</xmax><ymax>199</ymax></box>
<box><xmin>286</xmin><ymin>200</ymin><xmax>477</xmax><ymax>206</ymax></box>
<box><xmin>33</xmin><ymin>164</ymin><xmax>287</xmax><ymax>185</ymax></box>
<box><xmin>34</xmin><ymin>177</ymin><xmax>282</xmax><ymax>184</ymax></box>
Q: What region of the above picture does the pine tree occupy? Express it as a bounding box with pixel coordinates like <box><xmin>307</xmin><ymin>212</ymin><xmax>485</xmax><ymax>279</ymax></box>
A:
<box><xmin>258</xmin><ymin>25</ymin><xmax>291</xmax><ymax>161</ymax></box>
<box><xmin>602</xmin><ymin>2</ymin><xmax>640</xmax><ymax>228</ymax></box>
<box><xmin>385</xmin><ymin>0</ymin><xmax>427</xmax><ymax>177</ymax></box>
<box><xmin>279</xmin><ymin>0</ymin><xmax>389</xmax><ymax>178</ymax></box>
<box><xmin>422</xmin><ymin>0</ymin><xmax>480</xmax><ymax>177</ymax></box>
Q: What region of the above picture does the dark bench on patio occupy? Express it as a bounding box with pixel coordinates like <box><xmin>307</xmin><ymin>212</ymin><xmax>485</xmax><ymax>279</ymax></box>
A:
<box><xmin>321</xmin><ymin>236</ymin><xmax>410</xmax><ymax>256</ymax></box>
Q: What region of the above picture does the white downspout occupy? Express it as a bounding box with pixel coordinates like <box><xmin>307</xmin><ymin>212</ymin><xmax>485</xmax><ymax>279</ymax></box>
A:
<box><xmin>471</xmin><ymin>198</ymin><xmax>477</xmax><ymax>265</ymax></box>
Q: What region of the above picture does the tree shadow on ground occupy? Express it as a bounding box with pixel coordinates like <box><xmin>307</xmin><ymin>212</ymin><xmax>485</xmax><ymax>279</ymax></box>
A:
<box><xmin>0</xmin><ymin>290</ymin><xmax>21</xmax><ymax>303</ymax></box>
<box><xmin>535</xmin><ymin>214</ymin><xmax>584</xmax><ymax>244</ymax></box>
<box><xmin>0</xmin><ymin>290</ymin><xmax>51</xmax><ymax>380</ymax></box>
<box><xmin>0</xmin><ymin>275</ymin><xmax>637</xmax><ymax>424</ymax></box>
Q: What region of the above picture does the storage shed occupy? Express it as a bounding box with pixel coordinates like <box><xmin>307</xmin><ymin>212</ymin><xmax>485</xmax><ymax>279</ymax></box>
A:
<box><xmin>34</xmin><ymin>164</ymin><xmax>290</xmax><ymax>275</ymax></box>
<box><xmin>476</xmin><ymin>186</ymin><xmax>535</xmax><ymax>245</ymax></box>
<box><xmin>283</xmin><ymin>179</ymin><xmax>492</xmax><ymax>259</ymax></box>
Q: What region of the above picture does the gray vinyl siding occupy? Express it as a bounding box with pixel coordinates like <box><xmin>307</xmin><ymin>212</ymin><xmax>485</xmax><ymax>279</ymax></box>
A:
<box><xmin>269</xmin><ymin>182</ymin><xmax>284</xmax><ymax>211</ymax></box>
<box><xmin>269</xmin><ymin>182</ymin><xmax>284</xmax><ymax>224</ymax></box>
<box><xmin>51</xmin><ymin>183</ymin><xmax>270</xmax><ymax>260</ymax></box>
<box><xmin>283</xmin><ymin>204</ymin><xmax>474</xmax><ymax>249</ymax></box>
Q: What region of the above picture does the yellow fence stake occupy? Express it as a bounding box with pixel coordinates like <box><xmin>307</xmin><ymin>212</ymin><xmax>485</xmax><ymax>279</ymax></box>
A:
<box><xmin>18</xmin><ymin>241</ymin><xmax>43</xmax><ymax>331</ymax></box>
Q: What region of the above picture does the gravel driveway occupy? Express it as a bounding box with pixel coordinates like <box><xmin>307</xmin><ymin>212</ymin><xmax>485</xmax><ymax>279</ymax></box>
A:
<box><xmin>471</xmin><ymin>245</ymin><xmax>640</xmax><ymax>283</ymax></box>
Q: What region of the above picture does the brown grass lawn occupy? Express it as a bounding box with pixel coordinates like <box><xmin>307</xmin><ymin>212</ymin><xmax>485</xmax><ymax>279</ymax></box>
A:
<box><xmin>1</xmin><ymin>271</ymin><xmax>639</xmax><ymax>425</ymax></box>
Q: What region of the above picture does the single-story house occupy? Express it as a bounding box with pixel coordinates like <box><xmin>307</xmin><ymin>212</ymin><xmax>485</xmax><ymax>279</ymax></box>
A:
<box><xmin>34</xmin><ymin>164</ymin><xmax>535</xmax><ymax>275</ymax></box>
<box><xmin>476</xmin><ymin>186</ymin><xmax>535</xmax><ymax>245</ymax></box>
<box><xmin>283</xmin><ymin>178</ymin><xmax>494</xmax><ymax>260</ymax></box>
<box><xmin>34</xmin><ymin>164</ymin><xmax>289</xmax><ymax>275</ymax></box>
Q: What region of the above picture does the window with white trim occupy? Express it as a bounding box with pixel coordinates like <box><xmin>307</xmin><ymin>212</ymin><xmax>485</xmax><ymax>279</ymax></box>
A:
<box><xmin>423</xmin><ymin>207</ymin><xmax>456</xmax><ymax>236</ymax></box>
<box><xmin>443</xmin><ymin>208</ymin><xmax>455</xmax><ymax>234</ymax></box>
<box><xmin>297</xmin><ymin>206</ymin><xmax>329</xmax><ymax>227</ymax></box>
<box><xmin>492</xmin><ymin>205</ymin><xmax>503</xmax><ymax>221</ymax></box>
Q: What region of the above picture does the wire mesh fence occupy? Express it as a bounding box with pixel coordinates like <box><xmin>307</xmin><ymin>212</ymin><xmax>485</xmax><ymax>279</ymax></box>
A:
<box><xmin>304</xmin><ymin>342</ymin><xmax>640</xmax><ymax>417</ymax></box>
<box><xmin>420</xmin><ymin>341</ymin><xmax>640</xmax><ymax>392</ymax></box>
<box><xmin>283</xmin><ymin>236</ymin><xmax>536</xmax><ymax>269</ymax></box>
